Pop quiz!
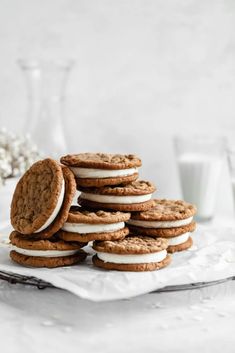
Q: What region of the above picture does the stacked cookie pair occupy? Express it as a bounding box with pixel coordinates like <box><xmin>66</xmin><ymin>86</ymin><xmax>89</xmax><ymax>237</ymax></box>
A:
<box><xmin>9</xmin><ymin>159</ymin><xmax>87</xmax><ymax>268</ymax></box>
<box><xmin>127</xmin><ymin>199</ymin><xmax>197</xmax><ymax>254</ymax></box>
<box><xmin>60</xmin><ymin>153</ymin><xmax>156</xmax><ymax>212</ymax></box>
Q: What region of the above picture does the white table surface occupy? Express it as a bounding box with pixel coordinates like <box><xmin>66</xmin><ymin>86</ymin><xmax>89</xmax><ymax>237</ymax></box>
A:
<box><xmin>1</xmin><ymin>179</ymin><xmax>235</xmax><ymax>353</ymax></box>
<box><xmin>0</xmin><ymin>278</ymin><xmax>235</xmax><ymax>353</ymax></box>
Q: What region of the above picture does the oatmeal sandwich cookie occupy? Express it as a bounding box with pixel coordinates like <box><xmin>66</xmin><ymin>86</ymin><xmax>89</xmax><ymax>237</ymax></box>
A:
<box><xmin>10</xmin><ymin>158</ymin><xmax>76</xmax><ymax>239</ymax></box>
<box><xmin>77</xmin><ymin>180</ymin><xmax>156</xmax><ymax>212</ymax></box>
<box><xmin>58</xmin><ymin>206</ymin><xmax>130</xmax><ymax>242</ymax></box>
<box><xmin>92</xmin><ymin>235</ymin><xmax>171</xmax><ymax>271</ymax></box>
<box><xmin>128</xmin><ymin>199</ymin><xmax>197</xmax><ymax>253</ymax></box>
<box><xmin>9</xmin><ymin>231</ymin><xmax>87</xmax><ymax>268</ymax></box>
<box><xmin>60</xmin><ymin>153</ymin><xmax>141</xmax><ymax>187</ymax></box>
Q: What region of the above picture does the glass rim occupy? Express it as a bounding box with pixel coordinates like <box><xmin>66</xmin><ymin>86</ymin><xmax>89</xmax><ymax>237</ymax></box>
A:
<box><xmin>174</xmin><ymin>134</ymin><xmax>227</xmax><ymax>145</ymax></box>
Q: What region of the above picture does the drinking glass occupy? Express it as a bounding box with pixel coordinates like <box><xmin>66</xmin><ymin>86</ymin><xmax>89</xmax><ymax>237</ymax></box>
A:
<box><xmin>174</xmin><ymin>136</ymin><xmax>226</xmax><ymax>222</ymax></box>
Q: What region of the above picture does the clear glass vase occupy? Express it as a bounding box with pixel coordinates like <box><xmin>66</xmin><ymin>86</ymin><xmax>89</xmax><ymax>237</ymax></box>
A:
<box><xmin>18</xmin><ymin>59</ymin><xmax>74</xmax><ymax>159</ymax></box>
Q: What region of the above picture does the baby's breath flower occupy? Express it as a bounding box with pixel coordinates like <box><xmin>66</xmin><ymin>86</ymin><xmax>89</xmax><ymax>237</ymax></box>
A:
<box><xmin>0</xmin><ymin>128</ymin><xmax>41</xmax><ymax>184</ymax></box>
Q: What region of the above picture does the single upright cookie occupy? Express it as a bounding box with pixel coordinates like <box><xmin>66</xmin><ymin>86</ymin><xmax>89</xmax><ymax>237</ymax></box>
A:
<box><xmin>60</xmin><ymin>153</ymin><xmax>141</xmax><ymax>187</ymax></box>
<box><xmin>128</xmin><ymin>199</ymin><xmax>197</xmax><ymax>253</ymax></box>
<box><xmin>77</xmin><ymin>180</ymin><xmax>156</xmax><ymax>212</ymax></box>
<box><xmin>10</xmin><ymin>159</ymin><xmax>76</xmax><ymax>239</ymax></box>
<box><xmin>92</xmin><ymin>235</ymin><xmax>171</xmax><ymax>271</ymax></box>
<box><xmin>58</xmin><ymin>206</ymin><xmax>130</xmax><ymax>242</ymax></box>
<box><xmin>9</xmin><ymin>231</ymin><xmax>87</xmax><ymax>268</ymax></box>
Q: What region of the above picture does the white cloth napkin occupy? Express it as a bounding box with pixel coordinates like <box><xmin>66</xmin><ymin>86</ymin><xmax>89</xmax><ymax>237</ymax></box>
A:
<box><xmin>0</xmin><ymin>224</ymin><xmax>235</xmax><ymax>302</ymax></box>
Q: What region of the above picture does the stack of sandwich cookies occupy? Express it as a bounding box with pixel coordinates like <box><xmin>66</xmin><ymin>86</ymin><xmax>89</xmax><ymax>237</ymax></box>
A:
<box><xmin>60</xmin><ymin>153</ymin><xmax>141</xmax><ymax>187</ymax></box>
<box><xmin>77</xmin><ymin>180</ymin><xmax>156</xmax><ymax>212</ymax></box>
<box><xmin>9</xmin><ymin>152</ymin><xmax>196</xmax><ymax>273</ymax></box>
<box><xmin>9</xmin><ymin>158</ymin><xmax>87</xmax><ymax>268</ymax></box>
<box><xmin>10</xmin><ymin>231</ymin><xmax>87</xmax><ymax>268</ymax></box>
<box><xmin>127</xmin><ymin>199</ymin><xmax>197</xmax><ymax>253</ymax></box>
<box><xmin>92</xmin><ymin>236</ymin><xmax>171</xmax><ymax>272</ymax></box>
<box><xmin>58</xmin><ymin>206</ymin><xmax>130</xmax><ymax>242</ymax></box>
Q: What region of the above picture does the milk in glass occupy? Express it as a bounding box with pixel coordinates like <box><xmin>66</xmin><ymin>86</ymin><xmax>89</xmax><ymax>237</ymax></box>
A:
<box><xmin>178</xmin><ymin>153</ymin><xmax>223</xmax><ymax>220</ymax></box>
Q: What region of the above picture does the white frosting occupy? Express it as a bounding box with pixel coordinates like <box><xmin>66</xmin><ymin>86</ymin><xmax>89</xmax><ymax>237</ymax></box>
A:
<box><xmin>62</xmin><ymin>221</ymin><xmax>125</xmax><ymax>234</ymax></box>
<box><xmin>127</xmin><ymin>216</ymin><xmax>193</xmax><ymax>228</ymax></box>
<box><xmin>70</xmin><ymin>167</ymin><xmax>138</xmax><ymax>179</ymax></box>
<box><xmin>11</xmin><ymin>245</ymin><xmax>78</xmax><ymax>258</ymax></box>
<box><xmin>80</xmin><ymin>192</ymin><xmax>152</xmax><ymax>204</ymax></box>
<box><xmin>34</xmin><ymin>180</ymin><xmax>65</xmax><ymax>233</ymax></box>
<box><xmin>96</xmin><ymin>249</ymin><xmax>167</xmax><ymax>264</ymax></box>
<box><xmin>167</xmin><ymin>232</ymin><xmax>190</xmax><ymax>246</ymax></box>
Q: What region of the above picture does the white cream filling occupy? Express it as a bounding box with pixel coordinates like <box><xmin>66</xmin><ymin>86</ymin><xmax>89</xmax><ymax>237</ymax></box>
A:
<box><xmin>80</xmin><ymin>192</ymin><xmax>152</xmax><ymax>204</ymax></box>
<box><xmin>96</xmin><ymin>249</ymin><xmax>167</xmax><ymax>264</ymax></box>
<box><xmin>70</xmin><ymin>167</ymin><xmax>138</xmax><ymax>179</ymax></box>
<box><xmin>34</xmin><ymin>180</ymin><xmax>65</xmax><ymax>233</ymax></box>
<box><xmin>62</xmin><ymin>221</ymin><xmax>125</xmax><ymax>234</ymax></box>
<box><xmin>11</xmin><ymin>245</ymin><xmax>78</xmax><ymax>258</ymax></box>
<box><xmin>127</xmin><ymin>216</ymin><xmax>193</xmax><ymax>228</ymax></box>
<box><xmin>167</xmin><ymin>232</ymin><xmax>190</xmax><ymax>246</ymax></box>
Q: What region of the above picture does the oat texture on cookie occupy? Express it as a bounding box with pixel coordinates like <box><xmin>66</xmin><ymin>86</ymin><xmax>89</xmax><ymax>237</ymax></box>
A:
<box><xmin>78</xmin><ymin>180</ymin><xmax>156</xmax><ymax>195</ymax></box>
<box><xmin>60</xmin><ymin>153</ymin><xmax>142</xmax><ymax>169</ymax></box>
<box><xmin>10</xmin><ymin>159</ymin><xmax>64</xmax><ymax>234</ymax></box>
<box><xmin>61</xmin><ymin>153</ymin><xmax>142</xmax><ymax>187</ymax></box>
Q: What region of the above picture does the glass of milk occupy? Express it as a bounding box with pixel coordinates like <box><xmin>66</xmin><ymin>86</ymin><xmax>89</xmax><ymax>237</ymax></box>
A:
<box><xmin>174</xmin><ymin>136</ymin><xmax>226</xmax><ymax>222</ymax></box>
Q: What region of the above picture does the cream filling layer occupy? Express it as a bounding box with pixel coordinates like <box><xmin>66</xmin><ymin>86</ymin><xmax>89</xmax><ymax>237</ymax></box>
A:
<box><xmin>167</xmin><ymin>232</ymin><xmax>190</xmax><ymax>246</ymax></box>
<box><xmin>11</xmin><ymin>245</ymin><xmax>78</xmax><ymax>258</ymax></box>
<box><xmin>80</xmin><ymin>192</ymin><xmax>152</xmax><ymax>204</ymax></box>
<box><xmin>34</xmin><ymin>180</ymin><xmax>65</xmax><ymax>233</ymax></box>
<box><xmin>70</xmin><ymin>167</ymin><xmax>138</xmax><ymax>179</ymax></box>
<box><xmin>96</xmin><ymin>249</ymin><xmax>167</xmax><ymax>264</ymax></box>
<box><xmin>127</xmin><ymin>216</ymin><xmax>193</xmax><ymax>228</ymax></box>
<box><xmin>62</xmin><ymin>221</ymin><xmax>125</xmax><ymax>234</ymax></box>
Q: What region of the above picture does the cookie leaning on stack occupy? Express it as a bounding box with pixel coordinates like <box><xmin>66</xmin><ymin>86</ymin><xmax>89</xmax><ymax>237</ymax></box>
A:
<box><xmin>9</xmin><ymin>158</ymin><xmax>87</xmax><ymax>268</ymax></box>
<box><xmin>11</xmin><ymin>158</ymin><xmax>75</xmax><ymax>238</ymax></box>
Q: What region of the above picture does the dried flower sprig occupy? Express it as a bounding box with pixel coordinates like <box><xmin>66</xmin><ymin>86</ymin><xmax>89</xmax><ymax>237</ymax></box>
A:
<box><xmin>0</xmin><ymin>128</ymin><xmax>41</xmax><ymax>185</ymax></box>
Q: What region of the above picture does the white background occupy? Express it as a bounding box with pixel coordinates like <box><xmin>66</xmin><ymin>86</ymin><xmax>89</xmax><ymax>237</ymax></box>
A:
<box><xmin>0</xmin><ymin>0</ymin><xmax>235</xmax><ymax>216</ymax></box>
